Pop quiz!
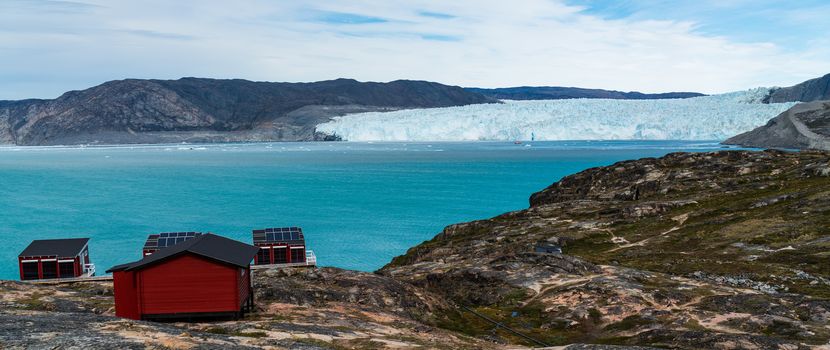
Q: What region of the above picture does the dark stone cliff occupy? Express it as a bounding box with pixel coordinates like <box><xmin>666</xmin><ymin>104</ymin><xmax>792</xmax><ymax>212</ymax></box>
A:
<box><xmin>724</xmin><ymin>100</ymin><xmax>830</xmax><ymax>150</ymax></box>
<box><xmin>766</xmin><ymin>73</ymin><xmax>830</xmax><ymax>103</ymax></box>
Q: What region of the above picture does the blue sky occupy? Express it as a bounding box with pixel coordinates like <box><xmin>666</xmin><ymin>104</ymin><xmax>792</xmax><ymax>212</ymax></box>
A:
<box><xmin>569</xmin><ymin>0</ymin><xmax>830</xmax><ymax>49</ymax></box>
<box><xmin>0</xmin><ymin>0</ymin><xmax>828</xmax><ymax>99</ymax></box>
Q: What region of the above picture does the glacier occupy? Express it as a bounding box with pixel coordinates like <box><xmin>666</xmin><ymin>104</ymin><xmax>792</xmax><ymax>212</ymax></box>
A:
<box><xmin>315</xmin><ymin>88</ymin><xmax>797</xmax><ymax>141</ymax></box>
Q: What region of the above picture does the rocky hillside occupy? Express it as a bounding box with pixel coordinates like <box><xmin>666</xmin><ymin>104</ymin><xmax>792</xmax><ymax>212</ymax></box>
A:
<box><xmin>766</xmin><ymin>73</ymin><xmax>830</xmax><ymax>103</ymax></box>
<box><xmin>465</xmin><ymin>86</ymin><xmax>703</xmax><ymax>100</ymax></box>
<box><xmin>724</xmin><ymin>100</ymin><xmax>830</xmax><ymax>150</ymax></box>
<box><xmin>0</xmin><ymin>267</ymin><xmax>635</xmax><ymax>349</ymax></box>
<box><xmin>0</xmin><ymin>78</ymin><xmax>495</xmax><ymax>146</ymax></box>
<box><xmin>383</xmin><ymin>150</ymin><xmax>830</xmax><ymax>348</ymax></box>
<box><xmin>0</xmin><ymin>268</ymin><xmax>495</xmax><ymax>349</ymax></box>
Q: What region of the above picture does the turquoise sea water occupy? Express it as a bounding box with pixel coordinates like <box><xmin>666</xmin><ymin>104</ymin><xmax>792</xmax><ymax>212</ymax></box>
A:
<box><xmin>0</xmin><ymin>141</ymin><xmax>741</xmax><ymax>280</ymax></box>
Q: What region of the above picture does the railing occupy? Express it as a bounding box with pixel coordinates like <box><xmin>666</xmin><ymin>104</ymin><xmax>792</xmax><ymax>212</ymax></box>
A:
<box><xmin>251</xmin><ymin>250</ymin><xmax>317</xmax><ymax>269</ymax></box>
<box><xmin>83</xmin><ymin>263</ymin><xmax>96</xmax><ymax>277</ymax></box>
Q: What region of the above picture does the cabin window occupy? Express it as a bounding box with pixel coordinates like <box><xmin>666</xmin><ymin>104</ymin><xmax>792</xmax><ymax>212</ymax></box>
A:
<box><xmin>41</xmin><ymin>261</ymin><xmax>58</xmax><ymax>279</ymax></box>
<box><xmin>273</xmin><ymin>247</ymin><xmax>288</xmax><ymax>264</ymax></box>
<box><xmin>59</xmin><ymin>262</ymin><xmax>75</xmax><ymax>277</ymax></box>
<box><xmin>290</xmin><ymin>248</ymin><xmax>304</xmax><ymax>263</ymax></box>
<box><xmin>256</xmin><ymin>248</ymin><xmax>271</xmax><ymax>264</ymax></box>
<box><xmin>21</xmin><ymin>262</ymin><xmax>39</xmax><ymax>280</ymax></box>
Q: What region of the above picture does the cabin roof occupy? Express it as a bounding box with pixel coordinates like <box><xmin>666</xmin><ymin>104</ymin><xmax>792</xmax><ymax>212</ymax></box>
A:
<box><xmin>107</xmin><ymin>234</ymin><xmax>258</xmax><ymax>273</ymax></box>
<box><xmin>252</xmin><ymin>227</ymin><xmax>305</xmax><ymax>245</ymax></box>
<box><xmin>19</xmin><ymin>238</ymin><xmax>89</xmax><ymax>258</ymax></box>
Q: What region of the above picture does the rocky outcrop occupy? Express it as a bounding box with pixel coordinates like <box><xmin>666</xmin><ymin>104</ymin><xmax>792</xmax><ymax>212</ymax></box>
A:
<box><xmin>0</xmin><ymin>78</ymin><xmax>495</xmax><ymax>145</ymax></box>
<box><xmin>724</xmin><ymin>100</ymin><xmax>830</xmax><ymax>150</ymax></box>
<box><xmin>465</xmin><ymin>86</ymin><xmax>704</xmax><ymax>100</ymax></box>
<box><xmin>766</xmin><ymin>73</ymin><xmax>830</xmax><ymax>103</ymax></box>
<box><xmin>383</xmin><ymin>150</ymin><xmax>830</xmax><ymax>347</ymax></box>
<box><xmin>528</xmin><ymin>150</ymin><xmax>792</xmax><ymax>206</ymax></box>
<box><xmin>253</xmin><ymin>267</ymin><xmax>450</xmax><ymax>323</ymax></box>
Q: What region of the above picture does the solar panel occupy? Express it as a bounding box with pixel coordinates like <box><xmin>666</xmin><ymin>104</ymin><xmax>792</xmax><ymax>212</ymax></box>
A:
<box><xmin>252</xmin><ymin>227</ymin><xmax>305</xmax><ymax>244</ymax></box>
<box><xmin>144</xmin><ymin>232</ymin><xmax>203</xmax><ymax>253</ymax></box>
<box><xmin>142</xmin><ymin>234</ymin><xmax>160</xmax><ymax>249</ymax></box>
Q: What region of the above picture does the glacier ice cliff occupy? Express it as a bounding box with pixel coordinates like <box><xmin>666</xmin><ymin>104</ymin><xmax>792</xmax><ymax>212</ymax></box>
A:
<box><xmin>315</xmin><ymin>88</ymin><xmax>797</xmax><ymax>141</ymax></box>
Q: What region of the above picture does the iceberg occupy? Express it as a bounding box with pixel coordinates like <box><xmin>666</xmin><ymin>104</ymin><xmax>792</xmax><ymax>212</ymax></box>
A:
<box><xmin>315</xmin><ymin>88</ymin><xmax>797</xmax><ymax>141</ymax></box>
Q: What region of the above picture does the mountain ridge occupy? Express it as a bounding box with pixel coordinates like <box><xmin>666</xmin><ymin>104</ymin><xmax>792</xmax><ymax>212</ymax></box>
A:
<box><xmin>0</xmin><ymin>77</ymin><xmax>496</xmax><ymax>146</ymax></box>
<box><xmin>8</xmin><ymin>73</ymin><xmax>829</xmax><ymax>146</ymax></box>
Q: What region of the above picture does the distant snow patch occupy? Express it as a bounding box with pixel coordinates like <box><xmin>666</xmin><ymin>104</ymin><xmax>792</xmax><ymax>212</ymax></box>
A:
<box><xmin>315</xmin><ymin>88</ymin><xmax>796</xmax><ymax>141</ymax></box>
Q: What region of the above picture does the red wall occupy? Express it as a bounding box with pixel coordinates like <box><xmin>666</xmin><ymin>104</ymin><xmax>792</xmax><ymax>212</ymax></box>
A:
<box><xmin>113</xmin><ymin>271</ymin><xmax>140</xmax><ymax>320</ymax></box>
<box><xmin>137</xmin><ymin>254</ymin><xmax>241</xmax><ymax>316</ymax></box>
<box><xmin>112</xmin><ymin>253</ymin><xmax>253</xmax><ymax>319</ymax></box>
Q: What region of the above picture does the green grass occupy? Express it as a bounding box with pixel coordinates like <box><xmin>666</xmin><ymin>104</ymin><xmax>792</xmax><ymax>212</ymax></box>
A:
<box><xmin>603</xmin><ymin>315</ymin><xmax>652</xmax><ymax>332</ymax></box>
<box><xmin>557</xmin><ymin>175</ymin><xmax>830</xmax><ymax>299</ymax></box>
<box><xmin>17</xmin><ymin>292</ymin><xmax>53</xmax><ymax>311</ymax></box>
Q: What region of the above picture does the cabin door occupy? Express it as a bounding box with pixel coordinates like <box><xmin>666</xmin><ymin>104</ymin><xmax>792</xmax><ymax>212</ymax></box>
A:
<box><xmin>59</xmin><ymin>261</ymin><xmax>76</xmax><ymax>277</ymax></box>
<box><xmin>290</xmin><ymin>247</ymin><xmax>305</xmax><ymax>263</ymax></box>
<box><xmin>273</xmin><ymin>247</ymin><xmax>288</xmax><ymax>264</ymax></box>
<box><xmin>21</xmin><ymin>262</ymin><xmax>39</xmax><ymax>280</ymax></box>
<box><xmin>256</xmin><ymin>248</ymin><xmax>271</xmax><ymax>265</ymax></box>
<box><xmin>41</xmin><ymin>261</ymin><xmax>58</xmax><ymax>279</ymax></box>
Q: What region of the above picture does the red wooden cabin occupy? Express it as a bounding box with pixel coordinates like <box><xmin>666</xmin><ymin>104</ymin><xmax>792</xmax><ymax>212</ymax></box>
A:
<box><xmin>107</xmin><ymin>233</ymin><xmax>258</xmax><ymax>320</ymax></box>
<box><xmin>142</xmin><ymin>231</ymin><xmax>202</xmax><ymax>256</ymax></box>
<box><xmin>19</xmin><ymin>238</ymin><xmax>94</xmax><ymax>281</ymax></box>
<box><xmin>252</xmin><ymin>227</ymin><xmax>308</xmax><ymax>265</ymax></box>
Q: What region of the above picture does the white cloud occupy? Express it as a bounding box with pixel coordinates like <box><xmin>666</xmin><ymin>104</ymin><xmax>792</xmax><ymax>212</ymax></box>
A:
<box><xmin>0</xmin><ymin>0</ymin><xmax>828</xmax><ymax>99</ymax></box>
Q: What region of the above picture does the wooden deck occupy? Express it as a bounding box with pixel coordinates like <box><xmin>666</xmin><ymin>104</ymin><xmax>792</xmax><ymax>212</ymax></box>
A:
<box><xmin>252</xmin><ymin>250</ymin><xmax>317</xmax><ymax>270</ymax></box>
<box><xmin>251</xmin><ymin>261</ymin><xmax>316</xmax><ymax>270</ymax></box>
<box><xmin>24</xmin><ymin>275</ymin><xmax>113</xmax><ymax>284</ymax></box>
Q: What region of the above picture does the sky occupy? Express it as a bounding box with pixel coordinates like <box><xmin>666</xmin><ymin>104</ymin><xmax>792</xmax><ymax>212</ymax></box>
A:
<box><xmin>1</xmin><ymin>0</ymin><xmax>829</xmax><ymax>99</ymax></box>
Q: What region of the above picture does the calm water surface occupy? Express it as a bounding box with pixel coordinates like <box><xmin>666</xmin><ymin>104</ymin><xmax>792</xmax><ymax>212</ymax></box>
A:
<box><xmin>0</xmin><ymin>141</ymin><xmax>741</xmax><ymax>280</ymax></box>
